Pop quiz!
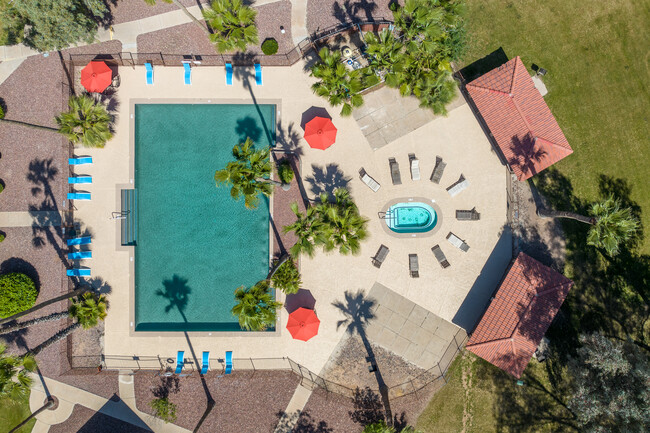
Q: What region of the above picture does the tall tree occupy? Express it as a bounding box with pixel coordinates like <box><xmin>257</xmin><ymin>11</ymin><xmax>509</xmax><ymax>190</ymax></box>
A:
<box><xmin>283</xmin><ymin>203</ymin><xmax>325</xmax><ymax>258</ymax></box>
<box><xmin>202</xmin><ymin>0</ymin><xmax>258</xmax><ymax>53</ymax></box>
<box><xmin>567</xmin><ymin>333</ymin><xmax>650</xmax><ymax>433</ymax></box>
<box><xmin>0</xmin><ymin>343</ymin><xmax>36</xmax><ymax>399</ymax></box>
<box><xmin>364</xmin><ymin>29</ymin><xmax>404</xmax><ymax>88</ymax></box>
<box><xmin>56</xmin><ymin>95</ymin><xmax>113</xmax><ymax>148</ymax></box>
<box><xmin>310</xmin><ymin>47</ymin><xmax>365</xmax><ymax>117</ymax></box>
<box><xmin>231</xmin><ymin>281</ymin><xmax>281</xmax><ymax>331</ymax></box>
<box><xmin>538</xmin><ymin>196</ymin><xmax>639</xmax><ymax>256</ymax></box>
<box><xmin>0</xmin><ymin>102</ymin><xmax>59</xmax><ymax>133</ymax></box>
<box><xmin>143</xmin><ymin>0</ymin><xmax>210</xmax><ymax>35</ymax></box>
<box><xmin>0</xmin><ymin>286</ymin><xmax>90</xmax><ymax>327</ymax></box>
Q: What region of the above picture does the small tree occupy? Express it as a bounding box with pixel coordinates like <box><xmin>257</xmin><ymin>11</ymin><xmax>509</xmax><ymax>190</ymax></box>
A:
<box><xmin>270</xmin><ymin>258</ymin><xmax>301</xmax><ymax>294</ymax></box>
<box><xmin>567</xmin><ymin>333</ymin><xmax>650</xmax><ymax>433</ymax></box>
<box><xmin>0</xmin><ymin>273</ymin><xmax>37</xmax><ymax>318</ymax></box>
<box><xmin>0</xmin><ymin>343</ymin><xmax>36</xmax><ymax>399</ymax></box>
<box><xmin>56</xmin><ymin>95</ymin><xmax>113</xmax><ymax>148</ymax></box>
<box><xmin>202</xmin><ymin>0</ymin><xmax>258</xmax><ymax>53</ymax></box>
<box><xmin>232</xmin><ymin>280</ymin><xmax>281</xmax><ymax>331</ymax></box>
<box><xmin>150</xmin><ymin>397</ymin><xmax>177</xmax><ymax>423</ymax></box>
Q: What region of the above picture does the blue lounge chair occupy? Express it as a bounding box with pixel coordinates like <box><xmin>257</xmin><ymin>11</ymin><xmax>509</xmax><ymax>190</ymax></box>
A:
<box><xmin>67</xmin><ymin>236</ymin><xmax>91</xmax><ymax>246</ymax></box>
<box><xmin>69</xmin><ymin>157</ymin><xmax>92</xmax><ymax>165</ymax></box>
<box><xmin>254</xmin><ymin>63</ymin><xmax>262</xmax><ymax>86</ymax></box>
<box><xmin>68</xmin><ymin>176</ymin><xmax>92</xmax><ymax>184</ymax></box>
<box><xmin>225</xmin><ymin>63</ymin><xmax>233</xmax><ymax>85</ymax></box>
<box><xmin>175</xmin><ymin>351</ymin><xmax>184</xmax><ymax>374</ymax></box>
<box><xmin>145</xmin><ymin>62</ymin><xmax>154</xmax><ymax>85</ymax></box>
<box><xmin>225</xmin><ymin>351</ymin><xmax>233</xmax><ymax>375</ymax></box>
<box><xmin>67</xmin><ymin>251</ymin><xmax>92</xmax><ymax>260</ymax></box>
<box><xmin>183</xmin><ymin>62</ymin><xmax>191</xmax><ymax>85</ymax></box>
<box><xmin>67</xmin><ymin>192</ymin><xmax>91</xmax><ymax>200</ymax></box>
<box><xmin>201</xmin><ymin>351</ymin><xmax>209</xmax><ymax>375</ymax></box>
<box><xmin>67</xmin><ymin>269</ymin><xmax>90</xmax><ymax>277</ymax></box>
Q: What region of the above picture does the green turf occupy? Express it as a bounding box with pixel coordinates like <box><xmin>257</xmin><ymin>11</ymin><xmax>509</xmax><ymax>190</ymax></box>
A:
<box><xmin>460</xmin><ymin>0</ymin><xmax>650</xmax><ymax>253</ymax></box>
<box><xmin>0</xmin><ymin>393</ymin><xmax>35</xmax><ymax>433</ymax></box>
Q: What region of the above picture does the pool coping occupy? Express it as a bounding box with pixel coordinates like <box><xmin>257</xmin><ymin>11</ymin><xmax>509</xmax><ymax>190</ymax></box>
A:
<box><xmin>124</xmin><ymin>97</ymin><xmax>284</xmax><ymax>337</ymax></box>
<box><xmin>378</xmin><ymin>196</ymin><xmax>444</xmax><ymax>239</ymax></box>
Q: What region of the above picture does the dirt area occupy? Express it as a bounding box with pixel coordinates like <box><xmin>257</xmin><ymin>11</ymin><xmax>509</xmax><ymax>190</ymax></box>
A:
<box><xmin>49</xmin><ymin>404</ymin><xmax>151</xmax><ymax>433</ymax></box>
<box><xmin>307</xmin><ymin>0</ymin><xmax>398</xmax><ymax>35</ymax></box>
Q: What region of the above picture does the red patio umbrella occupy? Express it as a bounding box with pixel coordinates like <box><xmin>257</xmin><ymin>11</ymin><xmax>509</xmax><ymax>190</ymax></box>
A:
<box><xmin>304</xmin><ymin>117</ymin><xmax>337</xmax><ymax>150</ymax></box>
<box><xmin>80</xmin><ymin>61</ymin><xmax>112</xmax><ymax>93</ymax></box>
<box><xmin>286</xmin><ymin>307</ymin><xmax>320</xmax><ymax>341</ymax></box>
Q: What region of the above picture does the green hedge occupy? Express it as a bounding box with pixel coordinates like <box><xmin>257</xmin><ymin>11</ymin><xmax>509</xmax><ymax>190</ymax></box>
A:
<box><xmin>0</xmin><ymin>273</ymin><xmax>38</xmax><ymax>318</ymax></box>
<box><xmin>261</xmin><ymin>38</ymin><xmax>278</xmax><ymax>55</ymax></box>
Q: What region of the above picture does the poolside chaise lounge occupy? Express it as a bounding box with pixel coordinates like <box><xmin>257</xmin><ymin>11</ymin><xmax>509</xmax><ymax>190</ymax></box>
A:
<box><xmin>225</xmin><ymin>63</ymin><xmax>233</xmax><ymax>85</ymax></box>
<box><xmin>68</xmin><ymin>176</ymin><xmax>92</xmax><ymax>184</ymax></box>
<box><xmin>69</xmin><ymin>157</ymin><xmax>92</xmax><ymax>165</ymax></box>
<box><xmin>67</xmin><ymin>192</ymin><xmax>91</xmax><ymax>200</ymax></box>
<box><xmin>409</xmin><ymin>153</ymin><xmax>420</xmax><ymax>181</ymax></box>
<box><xmin>254</xmin><ymin>63</ymin><xmax>262</xmax><ymax>85</ymax></box>
<box><xmin>201</xmin><ymin>351</ymin><xmax>209</xmax><ymax>375</ymax></box>
<box><xmin>145</xmin><ymin>62</ymin><xmax>154</xmax><ymax>85</ymax></box>
<box><xmin>456</xmin><ymin>208</ymin><xmax>481</xmax><ymax>221</ymax></box>
<box><xmin>372</xmin><ymin>244</ymin><xmax>389</xmax><ymax>268</ymax></box>
<box><xmin>67</xmin><ymin>251</ymin><xmax>92</xmax><ymax>260</ymax></box>
<box><xmin>447</xmin><ymin>232</ymin><xmax>470</xmax><ymax>252</ymax></box>
<box><xmin>359</xmin><ymin>168</ymin><xmax>381</xmax><ymax>192</ymax></box>
<box><xmin>182</xmin><ymin>61</ymin><xmax>191</xmax><ymax>85</ymax></box>
<box><xmin>175</xmin><ymin>351</ymin><xmax>184</xmax><ymax>374</ymax></box>
<box><xmin>430</xmin><ymin>156</ymin><xmax>446</xmax><ymax>184</ymax></box>
<box><xmin>67</xmin><ymin>269</ymin><xmax>90</xmax><ymax>277</ymax></box>
<box><xmin>225</xmin><ymin>351</ymin><xmax>233</xmax><ymax>375</ymax></box>
<box><xmin>67</xmin><ymin>236</ymin><xmax>91</xmax><ymax>246</ymax></box>
<box><xmin>446</xmin><ymin>175</ymin><xmax>469</xmax><ymax>197</ymax></box>
<box><xmin>389</xmin><ymin>158</ymin><xmax>402</xmax><ymax>185</ymax></box>
<box><xmin>431</xmin><ymin>245</ymin><xmax>450</xmax><ymax>268</ymax></box>
<box><xmin>409</xmin><ymin>254</ymin><xmax>419</xmax><ymax>278</ymax></box>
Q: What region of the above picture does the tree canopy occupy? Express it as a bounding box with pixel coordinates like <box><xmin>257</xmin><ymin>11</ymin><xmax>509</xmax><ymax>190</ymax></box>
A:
<box><xmin>202</xmin><ymin>0</ymin><xmax>258</xmax><ymax>53</ymax></box>
<box><xmin>56</xmin><ymin>95</ymin><xmax>113</xmax><ymax>148</ymax></box>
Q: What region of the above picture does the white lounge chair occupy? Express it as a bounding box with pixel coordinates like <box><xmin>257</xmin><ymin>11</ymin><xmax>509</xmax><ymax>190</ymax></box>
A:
<box><xmin>409</xmin><ymin>153</ymin><xmax>420</xmax><ymax>181</ymax></box>
<box><xmin>359</xmin><ymin>168</ymin><xmax>381</xmax><ymax>192</ymax></box>
<box><xmin>446</xmin><ymin>232</ymin><xmax>470</xmax><ymax>252</ymax></box>
<box><xmin>447</xmin><ymin>175</ymin><xmax>469</xmax><ymax>197</ymax></box>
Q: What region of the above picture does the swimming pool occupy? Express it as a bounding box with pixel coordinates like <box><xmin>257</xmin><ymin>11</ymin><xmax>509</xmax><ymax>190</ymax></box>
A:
<box><xmin>134</xmin><ymin>103</ymin><xmax>275</xmax><ymax>332</ymax></box>
<box><xmin>385</xmin><ymin>202</ymin><xmax>438</xmax><ymax>233</ymax></box>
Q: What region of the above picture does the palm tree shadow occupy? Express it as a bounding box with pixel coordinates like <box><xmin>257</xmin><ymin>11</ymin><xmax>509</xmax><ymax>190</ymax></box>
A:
<box><xmin>508</xmin><ymin>134</ymin><xmax>548</xmax><ymax>179</ymax></box>
<box><xmin>305</xmin><ymin>163</ymin><xmax>351</xmax><ymax>197</ymax></box>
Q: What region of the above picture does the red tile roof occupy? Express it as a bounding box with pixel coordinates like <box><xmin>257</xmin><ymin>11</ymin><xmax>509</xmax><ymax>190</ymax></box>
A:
<box><xmin>466</xmin><ymin>252</ymin><xmax>573</xmax><ymax>378</ymax></box>
<box><xmin>466</xmin><ymin>56</ymin><xmax>573</xmax><ymax>180</ymax></box>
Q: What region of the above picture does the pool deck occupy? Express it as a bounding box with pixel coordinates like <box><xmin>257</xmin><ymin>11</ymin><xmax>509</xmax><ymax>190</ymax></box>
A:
<box><xmin>73</xmin><ymin>62</ymin><xmax>509</xmax><ymax>375</ymax></box>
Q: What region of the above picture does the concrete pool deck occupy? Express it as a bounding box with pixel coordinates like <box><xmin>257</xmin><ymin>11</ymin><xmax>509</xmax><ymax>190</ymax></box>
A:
<box><xmin>72</xmin><ymin>62</ymin><xmax>510</xmax><ymax>376</ymax></box>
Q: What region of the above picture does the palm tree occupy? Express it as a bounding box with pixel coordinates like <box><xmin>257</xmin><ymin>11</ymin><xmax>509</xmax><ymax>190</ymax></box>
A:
<box><xmin>310</xmin><ymin>47</ymin><xmax>364</xmax><ymax>117</ymax></box>
<box><xmin>316</xmin><ymin>190</ymin><xmax>368</xmax><ymax>255</ymax></box>
<box><xmin>143</xmin><ymin>0</ymin><xmax>210</xmax><ymax>35</ymax></box>
<box><xmin>283</xmin><ymin>202</ymin><xmax>326</xmax><ymax>258</ymax></box>
<box><xmin>202</xmin><ymin>0</ymin><xmax>258</xmax><ymax>53</ymax></box>
<box><xmin>55</xmin><ymin>95</ymin><xmax>113</xmax><ymax>148</ymax></box>
<box><xmin>231</xmin><ymin>281</ymin><xmax>281</xmax><ymax>331</ymax></box>
<box><xmin>25</xmin><ymin>293</ymin><xmax>107</xmax><ymax>357</ymax></box>
<box><xmin>215</xmin><ymin>138</ymin><xmax>279</xmax><ymax>209</ymax></box>
<box><xmin>364</xmin><ymin>29</ymin><xmax>404</xmax><ymax>87</ymax></box>
<box><xmin>0</xmin><ymin>343</ymin><xmax>36</xmax><ymax>399</ymax></box>
<box><xmin>538</xmin><ymin>196</ymin><xmax>639</xmax><ymax>256</ymax></box>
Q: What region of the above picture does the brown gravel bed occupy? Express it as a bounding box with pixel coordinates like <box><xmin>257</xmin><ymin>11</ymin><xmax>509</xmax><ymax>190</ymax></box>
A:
<box><xmin>109</xmin><ymin>0</ymin><xmax>209</xmax><ymax>26</ymax></box>
<box><xmin>49</xmin><ymin>404</ymin><xmax>152</xmax><ymax>433</ymax></box>
<box><xmin>134</xmin><ymin>369</ymin><xmax>299</xmax><ymax>432</ymax></box>
<box><xmin>56</xmin><ymin>370</ymin><xmax>121</xmax><ymax>400</ymax></box>
<box><xmin>272</xmin><ymin>152</ymin><xmax>306</xmax><ymax>257</ymax></box>
<box><xmin>136</xmin><ymin>1</ymin><xmax>294</xmax><ymax>58</ymax></box>
<box><xmin>306</xmin><ymin>0</ymin><xmax>398</xmax><ymax>35</ymax></box>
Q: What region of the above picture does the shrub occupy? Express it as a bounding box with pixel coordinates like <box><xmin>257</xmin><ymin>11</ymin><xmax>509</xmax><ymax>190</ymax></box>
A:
<box><xmin>277</xmin><ymin>160</ymin><xmax>294</xmax><ymax>184</ymax></box>
<box><xmin>150</xmin><ymin>397</ymin><xmax>177</xmax><ymax>423</ymax></box>
<box><xmin>271</xmin><ymin>258</ymin><xmax>301</xmax><ymax>294</ymax></box>
<box><xmin>0</xmin><ymin>183</ymin><xmax>4</xmax><ymax>194</ymax></box>
<box><xmin>261</xmin><ymin>38</ymin><xmax>278</xmax><ymax>55</ymax></box>
<box><xmin>0</xmin><ymin>273</ymin><xmax>38</xmax><ymax>318</ymax></box>
<box><xmin>0</xmin><ymin>234</ymin><xmax>4</xmax><ymax>242</ymax></box>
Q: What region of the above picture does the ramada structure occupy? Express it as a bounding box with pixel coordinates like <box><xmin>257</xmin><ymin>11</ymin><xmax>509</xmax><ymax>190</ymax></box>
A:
<box><xmin>466</xmin><ymin>56</ymin><xmax>573</xmax><ymax>181</ymax></box>
<box><xmin>465</xmin><ymin>252</ymin><xmax>573</xmax><ymax>378</ymax></box>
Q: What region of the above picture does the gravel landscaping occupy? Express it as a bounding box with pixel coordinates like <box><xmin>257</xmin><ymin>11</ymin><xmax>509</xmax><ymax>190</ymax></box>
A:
<box><xmin>109</xmin><ymin>0</ymin><xmax>209</xmax><ymax>26</ymax></box>
<box><xmin>307</xmin><ymin>0</ymin><xmax>398</xmax><ymax>35</ymax></box>
<box><xmin>49</xmin><ymin>404</ymin><xmax>151</xmax><ymax>433</ymax></box>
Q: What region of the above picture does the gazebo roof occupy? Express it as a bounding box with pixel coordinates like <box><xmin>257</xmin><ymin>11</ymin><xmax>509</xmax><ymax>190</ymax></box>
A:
<box><xmin>466</xmin><ymin>252</ymin><xmax>573</xmax><ymax>378</ymax></box>
<box><xmin>466</xmin><ymin>56</ymin><xmax>573</xmax><ymax>180</ymax></box>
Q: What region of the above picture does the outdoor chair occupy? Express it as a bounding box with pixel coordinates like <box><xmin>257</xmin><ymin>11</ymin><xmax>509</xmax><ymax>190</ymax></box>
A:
<box><xmin>409</xmin><ymin>254</ymin><xmax>419</xmax><ymax>278</ymax></box>
<box><xmin>359</xmin><ymin>168</ymin><xmax>381</xmax><ymax>192</ymax></box>
<box><xmin>255</xmin><ymin>63</ymin><xmax>262</xmax><ymax>85</ymax></box>
<box><xmin>68</xmin><ymin>176</ymin><xmax>92</xmax><ymax>184</ymax></box>
<box><xmin>456</xmin><ymin>208</ymin><xmax>480</xmax><ymax>221</ymax></box>
<box><xmin>225</xmin><ymin>351</ymin><xmax>233</xmax><ymax>375</ymax></box>
<box><xmin>175</xmin><ymin>351</ymin><xmax>184</xmax><ymax>374</ymax></box>
<box><xmin>446</xmin><ymin>174</ymin><xmax>469</xmax><ymax>197</ymax></box>
<box><xmin>430</xmin><ymin>156</ymin><xmax>446</xmax><ymax>184</ymax></box>
<box><xmin>201</xmin><ymin>351</ymin><xmax>209</xmax><ymax>375</ymax></box>
<box><xmin>182</xmin><ymin>61</ymin><xmax>191</xmax><ymax>85</ymax></box>
<box><xmin>67</xmin><ymin>192</ymin><xmax>91</xmax><ymax>200</ymax></box>
<box><xmin>225</xmin><ymin>63</ymin><xmax>233</xmax><ymax>85</ymax></box>
<box><xmin>389</xmin><ymin>157</ymin><xmax>402</xmax><ymax>185</ymax></box>
<box><xmin>409</xmin><ymin>153</ymin><xmax>421</xmax><ymax>181</ymax></box>
<box><xmin>67</xmin><ymin>268</ymin><xmax>90</xmax><ymax>277</ymax></box>
<box><xmin>446</xmin><ymin>232</ymin><xmax>470</xmax><ymax>252</ymax></box>
<box><xmin>144</xmin><ymin>62</ymin><xmax>154</xmax><ymax>85</ymax></box>
<box><xmin>67</xmin><ymin>251</ymin><xmax>92</xmax><ymax>260</ymax></box>
<box><xmin>431</xmin><ymin>245</ymin><xmax>450</xmax><ymax>268</ymax></box>
<box><xmin>69</xmin><ymin>157</ymin><xmax>92</xmax><ymax>165</ymax></box>
<box><xmin>67</xmin><ymin>236</ymin><xmax>91</xmax><ymax>246</ymax></box>
<box><xmin>372</xmin><ymin>244</ymin><xmax>390</xmax><ymax>268</ymax></box>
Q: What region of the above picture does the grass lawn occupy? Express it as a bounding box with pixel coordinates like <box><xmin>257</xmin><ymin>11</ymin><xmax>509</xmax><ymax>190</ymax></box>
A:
<box><xmin>460</xmin><ymin>0</ymin><xmax>650</xmax><ymax>254</ymax></box>
<box><xmin>0</xmin><ymin>393</ymin><xmax>35</xmax><ymax>433</ymax></box>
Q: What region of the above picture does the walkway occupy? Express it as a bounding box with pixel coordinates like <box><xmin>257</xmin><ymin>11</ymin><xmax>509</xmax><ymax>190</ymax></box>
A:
<box><xmin>273</xmin><ymin>383</ymin><xmax>314</xmax><ymax>432</ymax></box>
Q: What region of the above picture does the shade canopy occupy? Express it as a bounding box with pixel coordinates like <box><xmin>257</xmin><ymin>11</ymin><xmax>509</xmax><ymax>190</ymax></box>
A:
<box><xmin>304</xmin><ymin>117</ymin><xmax>337</xmax><ymax>150</ymax></box>
<box><xmin>286</xmin><ymin>307</ymin><xmax>320</xmax><ymax>341</ymax></box>
<box><xmin>81</xmin><ymin>61</ymin><xmax>112</xmax><ymax>93</ymax></box>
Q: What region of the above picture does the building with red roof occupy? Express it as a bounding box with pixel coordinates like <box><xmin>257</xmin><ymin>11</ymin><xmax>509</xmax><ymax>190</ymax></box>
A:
<box><xmin>466</xmin><ymin>56</ymin><xmax>573</xmax><ymax>180</ymax></box>
<box><xmin>466</xmin><ymin>252</ymin><xmax>573</xmax><ymax>378</ymax></box>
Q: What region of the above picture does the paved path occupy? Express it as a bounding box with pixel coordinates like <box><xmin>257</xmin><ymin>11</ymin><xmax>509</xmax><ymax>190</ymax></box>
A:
<box><xmin>0</xmin><ymin>211</ymin><xmax>62</xmax><ymax>227</ymax></box>
<box><xmin>273</xmin><ymin>383</ymin><xmax>313</xmax><ymax>433</ymax></box>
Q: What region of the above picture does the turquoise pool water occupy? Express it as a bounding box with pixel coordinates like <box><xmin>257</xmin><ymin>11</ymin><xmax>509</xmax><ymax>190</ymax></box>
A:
<box><xmin>134</xmin><ymin>103</ymin><xmax>275</xmax><ymax>331</ymax></box>
<box><xmin>386</xmin><ymin>202</ymin><xmax>438</xmax><ymax>233</ymax></box>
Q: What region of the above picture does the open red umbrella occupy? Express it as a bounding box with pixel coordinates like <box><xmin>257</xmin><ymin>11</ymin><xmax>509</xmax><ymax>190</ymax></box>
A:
<box><xmin>81</xmin><ymin>61</ymin><xmax>112</xmax><ymax>93</ymax></box>
<box><xmin>304</xmin><ymin>117</ymin><xmax>337</xmax><ymax>150</ymax></box>
<box><xmin>286</xmin><ymin>307</ymin><xmax>320</xmax><ymax>341</ymax></box>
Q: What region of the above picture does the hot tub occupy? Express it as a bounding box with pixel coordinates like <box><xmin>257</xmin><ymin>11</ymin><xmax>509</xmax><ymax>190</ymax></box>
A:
<box><xmin>385</xmin><ymin>202</ymin><xmax>438</xmax><ymax>233</ymax></box>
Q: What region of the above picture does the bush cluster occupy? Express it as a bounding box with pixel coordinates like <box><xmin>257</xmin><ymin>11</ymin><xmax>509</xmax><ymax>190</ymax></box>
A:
<box><xmin>0</xmin><ymin>273</ymin><xmax>38</xmax><ymax>318</ymax></box>
<box><xmin>261</xmin><ymin>38</ymin><xmax>278</xmax><ymax>55</ymax></box>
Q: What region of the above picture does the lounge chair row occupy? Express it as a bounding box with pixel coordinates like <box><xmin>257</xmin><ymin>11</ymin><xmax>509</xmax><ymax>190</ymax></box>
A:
<box><xmin>68</xmin><ymin>157</ymin><xmax>93</xmax><ymax>201</ymax></box>
<box><xmin>143</xmin><ymin>62</ymin><xmax>263</xmax><ymax>86</ymax></box>
<box><xmin>66</xmin><ymin>236</ymin><xmax>92</xmax><ymax>277</ymax></box>
<box><xmin>174</xmin><ymin>350</ymin><xmax>233</xmax><ymax>375</ymax></box>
